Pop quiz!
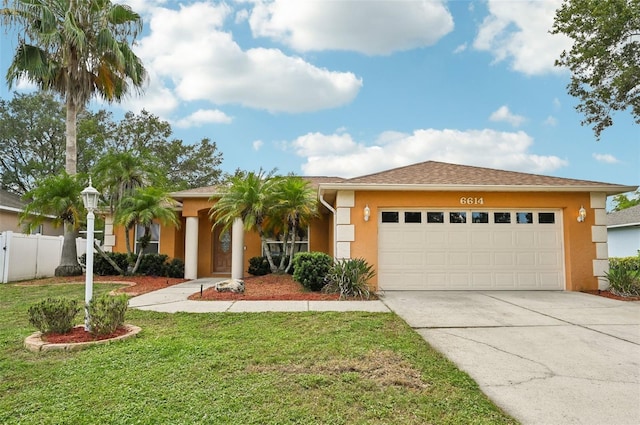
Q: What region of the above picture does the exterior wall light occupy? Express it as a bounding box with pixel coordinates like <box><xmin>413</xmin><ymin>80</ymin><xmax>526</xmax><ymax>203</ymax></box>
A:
<box><xmin>577</xmin><ymin>205</ymin><xmax>587</xmax><ymax>223</ymax></box>
<box><xmin>364</xmin><ymin>204</ymin><xmax>371</xmax><ymax>222</ymax></box>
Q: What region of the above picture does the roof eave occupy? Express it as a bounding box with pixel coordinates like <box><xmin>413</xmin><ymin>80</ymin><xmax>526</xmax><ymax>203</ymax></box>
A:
<box><xmin>318</xmin><ymin>183</ymin><xmax>637</xmax><ymax>196</ymax></box>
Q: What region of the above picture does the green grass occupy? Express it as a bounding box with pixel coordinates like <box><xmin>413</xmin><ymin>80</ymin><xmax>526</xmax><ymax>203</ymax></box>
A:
<box><xmin>0</xmin><ymin>283</ymin><xmax>517</xmax><ymax>425</ymax></box>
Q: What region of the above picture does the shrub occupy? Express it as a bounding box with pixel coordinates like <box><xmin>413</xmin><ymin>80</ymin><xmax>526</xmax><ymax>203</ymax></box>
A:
<box><xmin>79</xmin><ymin>252</ymin><xmax>129</xmax><ymax>276</ymax></box>
<box><xmin>28</xmin><ymin>297</ymin><xmax>80</xmax><ymax>334</ymax></box>
<box><xmin>164</xmin><ymin>258</ymin><xmax>185</xmax><ymax>278</ymax></box>
<box><xmin>292</xmin><ymin>252</ymin><xmax>333</xmax><ymax>291</ymax></box>
<box><xmin>605</xmin><ymin>259</ymin><xmax>640</xmax><ymax>297</ymax></box>
<box><xmin>137</xmin><ymin>254</ymin><xmax>169</xmax><ymax>276</ymax></box>
<box><xmin>322</xmin><ymin>258</ymin><xmax>376</xmax><ymax>300</ymax></box>
<box><xmin>609</xmin><ymin>255</ymin><xmax>640</xmax><ymax>271</ymax></box>
<box><xmin>248</xmin><ymin>255</ymin><xmax>293</xmax><ymax>276</ymax></box>
<box><xmin>87</xmin><ymin>294</ymin><xmax>129</xmax><ymax>336</ymax></box>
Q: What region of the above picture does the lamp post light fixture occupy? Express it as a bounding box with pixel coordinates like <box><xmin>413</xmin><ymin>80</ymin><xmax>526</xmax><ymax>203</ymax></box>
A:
<box><xmin>81</xmin><ymin>178</ymin><xmax>100</xmax><ymax>331</ymax></box>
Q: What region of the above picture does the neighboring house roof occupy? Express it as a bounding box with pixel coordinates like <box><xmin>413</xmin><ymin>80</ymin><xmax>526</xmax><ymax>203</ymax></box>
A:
<box><xmin>318</xmin><ymin>161</ymin><xmax>636</xmax><ymax>195</ymax></box>
<box><xmin>607</xmin><ymin>204</ymin><xmax>640</xmax><ymax>228</ymax></box>
<box><xmin>0</xmin><ymin>189</ymin><xmax>26</xmax><ymax>212</ymax></box>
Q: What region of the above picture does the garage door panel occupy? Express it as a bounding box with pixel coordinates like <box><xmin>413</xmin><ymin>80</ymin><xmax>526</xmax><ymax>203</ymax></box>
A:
<box><xmin>379</xmin><ymin>209</ymin><xmax>564</xmax><ymax>291</ymax></box>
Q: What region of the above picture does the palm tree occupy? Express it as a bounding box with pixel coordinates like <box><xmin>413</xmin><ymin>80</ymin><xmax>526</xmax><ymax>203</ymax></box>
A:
<box><xmin>269</xmin><ymin>177</ymin><xmax>318</xmax><ymax>273</ymax></box>
<box><xmin>115</xmin><ymin>187</ymin><xmax>179</xmax><ymax>274</ymax></box>
<box><xmin>93</xmin><ymin>151</ymin><xmax>165</xmax><ymax>213</ymax></box>
<box><xmin>19</xmin><ymin>172</ymin><xmax>85</xmax><ymax>276</ymax></box>
<box><xmin>3</xmin><ymin>0</ymin><xmax>147</xmax><ymax>275</ymax></box>
<box><xmin>210</xmin><ymin>170</ymin><xmax>281</xmax><ymax>272</ymax></box>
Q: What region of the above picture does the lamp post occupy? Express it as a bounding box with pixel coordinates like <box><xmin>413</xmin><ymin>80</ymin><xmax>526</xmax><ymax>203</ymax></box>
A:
<box><xmin>81</xmin><ymin>179</ymin><xmax>100</xmax><ymax>331</ymax></box>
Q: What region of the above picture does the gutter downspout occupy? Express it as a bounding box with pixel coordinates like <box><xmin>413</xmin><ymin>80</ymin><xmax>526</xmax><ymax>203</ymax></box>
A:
<box><xmin>319</xmin><ymin>190</ymin><xmax>337</xmax><ymax>259</ymax></box>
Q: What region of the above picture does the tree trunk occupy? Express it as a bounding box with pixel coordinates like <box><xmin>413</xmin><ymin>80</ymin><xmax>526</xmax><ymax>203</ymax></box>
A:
<box><xmin>257</xmin><ymin>224</ymin><xmax>278</xmax><ymax>273</ymax></box>
<box><xmin>55</xmin><ymin>222</ymin><xmax>82</xmax><ymax>276</ymax></box>
<box><xmin>285</xmin><ymin>225</ymin><xmax>297</xmax><ymax>274</ymax></box>
<box><xmin>65</xmin><ymin>96</ymin><xmax>78</xmax><ymax>175</ymax></box>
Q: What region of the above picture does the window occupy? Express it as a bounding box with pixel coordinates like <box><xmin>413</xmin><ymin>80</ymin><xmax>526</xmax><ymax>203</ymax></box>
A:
<box><xmin>263</xmin><ymin>227</ymin><xmax>309</xmax><ymax>256</ymax></box>
<box><xmin>449</xmin><ymin>212</ymin><xmax>466</xmax><ymax>223</ymax></box>
<box><xmin>381</xmin><ymin>212</ymin><xmax>399</xmax><ymax>223</ymax></box>
<box><xmin>426</xmin><ymin>212</ymin><xmax>444</xmax><ymax>223</ymax></box>
<box><xmin>472</xmin><ymin>212</ymin><xmax>489</xmax><ymax>223</ymax></box>
<box><xmin>494</xmin><ymin>212</ymin><xmax>511</xmax><ymax>223</ymax></box>
<box><xmin>404</xmin><ymin>212</ymin><xmax>422</xmax><ymax>223</ymax></box>
<box><xmin>135</xmin><ymin>223</ymin><xmax>160</xmax><ymax>254</ymax></box>
<box><xmin>538</xmin><ymin>212</ymin><xmax>556</xmax><ymax>224</ymax></box>
<box><xmin>30</xmin><ymin>224</ymin><xmax>44</xmax><ymax>235</ymax></box>
<box><xmin>516</xmin><ymin>212</ymin><xmax>533</xmax><ymax>224</ymax></box>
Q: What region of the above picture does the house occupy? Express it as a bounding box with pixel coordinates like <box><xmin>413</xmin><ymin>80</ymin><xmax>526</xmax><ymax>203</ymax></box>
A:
<box><xmin>607</xmin><ymin>204</ymin><xmax>640</xmax><ymax>258</ymax></box>
<box><xmin>0</xmin><ymin>189</ymin><xmax>63</xmax><ymax>236</ymax></box>
<box><xmin>110</xmin><ymin>161</ymin><xmax>637</xmax><ymax>292</ymax></box>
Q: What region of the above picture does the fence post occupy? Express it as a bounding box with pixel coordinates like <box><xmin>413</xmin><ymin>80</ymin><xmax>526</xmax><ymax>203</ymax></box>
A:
<box><xmin>1</xmin><ymin>231</ymin><xmax>12</xmax><ymax>284</ymax></box>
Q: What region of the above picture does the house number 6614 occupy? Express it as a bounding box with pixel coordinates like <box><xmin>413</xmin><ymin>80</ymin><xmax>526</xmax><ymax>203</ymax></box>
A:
<box><xmin>460</xmin><ymin>197</ymin><xmax>484</xmax><ymax>205</ymax></box>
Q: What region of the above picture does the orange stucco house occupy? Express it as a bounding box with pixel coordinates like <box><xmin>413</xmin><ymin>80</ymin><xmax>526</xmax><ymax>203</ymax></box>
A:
<box><xmin>109</xmin><ymin>161</ymin><xmax>636</xmax><ymax>292</ymax></box>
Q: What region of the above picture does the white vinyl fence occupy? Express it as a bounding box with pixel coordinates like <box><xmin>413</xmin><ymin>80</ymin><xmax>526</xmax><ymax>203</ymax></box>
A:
<box><xmin>0</xmin><ymin>231</ymin><xmax>89</xmax><ymax>283</ymax></box>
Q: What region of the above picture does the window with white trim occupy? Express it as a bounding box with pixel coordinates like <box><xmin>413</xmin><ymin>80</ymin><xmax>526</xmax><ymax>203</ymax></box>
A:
<box><xmin>263</xmin><ymin>227</ymin><xmax>309</xmax><ymax>256</ymax></box>
<box><xmin>135</xmin><ymin>223</ymin><xmax>160</xmax><ymax>254</ymax></box>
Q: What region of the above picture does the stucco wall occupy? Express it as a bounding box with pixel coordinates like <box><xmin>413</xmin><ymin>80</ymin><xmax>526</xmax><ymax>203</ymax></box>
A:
<box><xmin>0</xmin><ymin>210</ymin><xmax>63</xmax><ymax>236</ymax></box>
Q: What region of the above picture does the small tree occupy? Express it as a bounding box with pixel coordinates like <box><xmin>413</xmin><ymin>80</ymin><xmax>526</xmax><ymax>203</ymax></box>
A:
<box><xmin>20</xmin><ymin>172</ymin><xmax>85</xmax><ymax>276</ymax></box>
<box><xmin>115</xmin><ymin>187</ymin><xmax>179</xmax><ymax>274</ymax></box>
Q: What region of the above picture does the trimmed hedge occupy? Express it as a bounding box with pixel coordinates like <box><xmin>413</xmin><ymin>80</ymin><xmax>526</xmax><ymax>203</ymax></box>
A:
<box><xmin>248</xmin><ymin>255</ymin><xmax>293</xmax><ymax>276</ymax></box>
<box><xmin>292</xmin><ymin>252</ymin><xmax>333</xmax><ymax>291</ymax></box>
<box><xmin>28</xmin><ymin>297</ymin><xmax>80</xmax><ymax>334</ymax></box>
<box><xmin>87</xmin><ymin>294</ymin><xmax>128</xmax><ymax>336</ymax></box>
<box><xmin>79</xmin><ymin>253</ymin><xmax>184</xmax><ymax>278</ymax></box>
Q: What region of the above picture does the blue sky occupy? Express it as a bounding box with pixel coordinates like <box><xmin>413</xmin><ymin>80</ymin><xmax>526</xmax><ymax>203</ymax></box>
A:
<box><xmin>1</xmin><ymin>0</ymin><xmax>638</xmax><ymax>189</ymax></box>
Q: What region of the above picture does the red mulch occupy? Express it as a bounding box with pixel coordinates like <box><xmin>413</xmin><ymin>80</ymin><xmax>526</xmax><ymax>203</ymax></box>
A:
<box><xmin>43</xmin><ymin>325</ymin><xmax>129</xmax><ymax>344</ymax></box>
<box><xmin>582</xmin><ymin>290</ymin><xmax>640</xmax><ymax>301</ymax></box>
<box><xmin>16</xmin><ymin>275</ymin><xmax>188</xmax><ymax>296</ymax></box>
<box><xmin>188</xmin><ymin>274</ymin><xmax>342</xmax><ymax>301</ymax></box>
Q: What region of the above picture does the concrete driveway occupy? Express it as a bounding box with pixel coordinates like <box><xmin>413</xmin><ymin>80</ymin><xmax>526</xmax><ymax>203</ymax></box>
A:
<box><xmin>380</xmin><ymin>291</ymin><xmax>640</xmax><ymax>425</ymax></box>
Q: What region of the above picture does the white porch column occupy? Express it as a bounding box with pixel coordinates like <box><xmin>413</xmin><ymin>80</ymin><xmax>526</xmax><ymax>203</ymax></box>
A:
<box><xmin>231</xmin><ymin>218</ymin><xmax>244</xmax><ymax>280</ymax></box>
<box><xmin>184</xmin><ymin>216</ymin><xmax>199</xmax><ymax>279</ymax></box>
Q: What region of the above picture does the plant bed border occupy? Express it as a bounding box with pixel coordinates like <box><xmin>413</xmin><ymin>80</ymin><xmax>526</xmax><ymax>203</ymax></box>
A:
<box><xmin>24</xmin><ymin>324</ymin><xmax>141</xmax><ymax>352</ymax></box>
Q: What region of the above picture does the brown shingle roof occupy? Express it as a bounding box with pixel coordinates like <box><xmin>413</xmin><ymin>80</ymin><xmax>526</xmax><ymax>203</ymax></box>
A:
<box><xmin>344</xmin><ymin>161</ymin><xmax>626</xmax><ymax>187</ymax></box>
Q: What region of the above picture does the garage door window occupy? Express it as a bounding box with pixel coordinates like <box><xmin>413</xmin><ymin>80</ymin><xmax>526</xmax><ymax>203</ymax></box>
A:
<box><xmin>517</xmin><ymin>212</ymin><xmax>533</xmax><ymax>224</ymax></box>
<box><xmin>494</xmin><ymin>212</ymin><xmax>511</xmax><ymax>223</ymax></box>
<box><xmin>427</xmin><ymin>212</ymin><xmax>444</xmax><ymax>223</ymax></box>
<box><xmin>381</xmin><ymin>212</ymin><xmax>399</xmax><ymax>223</ymax></box>
<box><xmin>538</xmin><ymin>212</ymin><xmax>556</xmax><ymax>224</ymax></box>
<box><xmin>404</xmin><ymin>212</ymin><xmax>422</xmax><ymax>223</ymax></box>
<box><xmin>472</xmin><ymin>212</ymin><xmax>489</xmax><ymax>223</ymax></box>
<box><xmin>450</xmin><ymin>212</ymin><xmax>466</xmax><ymax>223</ymax></box>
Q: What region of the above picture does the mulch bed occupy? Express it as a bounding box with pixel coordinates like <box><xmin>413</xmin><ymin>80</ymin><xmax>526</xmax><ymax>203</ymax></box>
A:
<box><xmin>582</xmin><ymin>290</ymin><xmax>640</xmax><ymax>301</ymax></box>
<box><xmin>188</xmin><ymin>274</ymin><xmax>342</xmax><ymax>301</ymax></box>
<box><xmin>42</xmin><ymin>326</ymin><xmax>130</xmax><ymax>344</ymax></box>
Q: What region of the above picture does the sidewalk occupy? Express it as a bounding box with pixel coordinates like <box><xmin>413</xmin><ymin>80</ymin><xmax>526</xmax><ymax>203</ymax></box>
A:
<box><xmin>128</xmin><ymin>278</ymin><xmax>390</xmax><ymax>313</ymax></box>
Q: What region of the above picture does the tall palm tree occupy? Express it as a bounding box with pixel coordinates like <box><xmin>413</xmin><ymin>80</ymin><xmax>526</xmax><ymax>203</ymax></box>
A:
<box><xmin>269</xmin><ymin>176</ymin><xmax>318</xmax><ymax>273</ymax></box>
<box><xmin>210</xmin><ymin>170</ymin><xmax>281</xmax><ymax>272</ymax></box>
<box><xmin>115</xmin><ymin>187</ymin><xmax>179</xmax><ymax>274</ymax></box>
<box><xmin>19</xmin><ymin>172</ymin><xmax>85</xmax><ymax>276</ymax></box>
<box><xmin>3</xmin><ymin>0</ymin><xmax>147</xmax><ymax>275</ymax></box>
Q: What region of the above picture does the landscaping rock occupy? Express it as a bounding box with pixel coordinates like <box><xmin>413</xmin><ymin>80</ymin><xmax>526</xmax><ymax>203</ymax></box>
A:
<box><xmin>215</xmin><ymin>279</ymin><xmax>245</xmax><ymax>293</ymax></box>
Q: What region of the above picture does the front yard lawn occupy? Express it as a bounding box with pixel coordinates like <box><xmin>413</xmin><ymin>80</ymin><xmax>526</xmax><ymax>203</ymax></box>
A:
<box><xmin>0</xmin><ymin>282</ymin><xmax>517</xmax><ymax>424</ymax></box>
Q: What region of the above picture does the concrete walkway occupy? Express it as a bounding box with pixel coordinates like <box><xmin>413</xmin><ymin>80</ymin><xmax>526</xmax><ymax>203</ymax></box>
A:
<box><xmin>128</xmin><ymin>278</ymin><xmax>390</xmax><ymax>313</ymax></box>
<box><xmin>380</xmin><ymin>291</ymin><xmax>640</xmax><ymax>425</ymax></box>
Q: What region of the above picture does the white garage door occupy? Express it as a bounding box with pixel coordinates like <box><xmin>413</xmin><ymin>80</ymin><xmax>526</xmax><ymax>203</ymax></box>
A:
<box><xmin>378</xmin><ymin>209</ymin><xmax>565</xmax><ymax>290</ymax></box>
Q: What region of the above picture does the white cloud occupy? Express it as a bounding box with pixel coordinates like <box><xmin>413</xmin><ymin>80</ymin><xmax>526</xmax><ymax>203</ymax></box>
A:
<box><xmin>473</xmin><ymin>0</ymin><xmax>572</xmax><ymax>75</ymax></box>
<box><xmin>453</xmin><ymin>43</ymin><xmax>467</xmax><ymax>54</ymax></box>
<box><xmin>592</xmin><ymin>153</ymin><xmax>620</xmax><ymax>164</ymax></box>
<box><xmin>253</xmin><ymin>140</ymin><xmax>264</xmax><ymax>151</ymax></box>
<box><xmin>489</xmin><ymin>105</ymin><xmax>526</xmax><ymax>127</ymax></box>
<box><xmin>543</xmin><ymin>116</ymin><xmax>558</xmax><ymax>126</ymax></box>
<box><xmin>289</xmin><ymin>128</ymin><xmax>568</xmax><ymax>178</ymax></box>
<box><xmin>131</xmin><ymin>2</ymin><xmax>362</xmax><ymax>115</ymax></box>
<box><xmin>175</xmin><ymin>109</ymin><xmax>232</xmax><ymax>128</ymax></box>
<box><xmin>248</xmin><ymin>0</ymin><xmax>454</xmax><ymax>55</ymax></box>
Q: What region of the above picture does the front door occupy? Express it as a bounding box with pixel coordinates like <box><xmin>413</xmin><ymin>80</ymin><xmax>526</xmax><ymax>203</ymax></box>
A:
<box><xmin>213</xmin><ymin>227</ymin><xmax>232</xmax><ymax>273</ymax></box>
